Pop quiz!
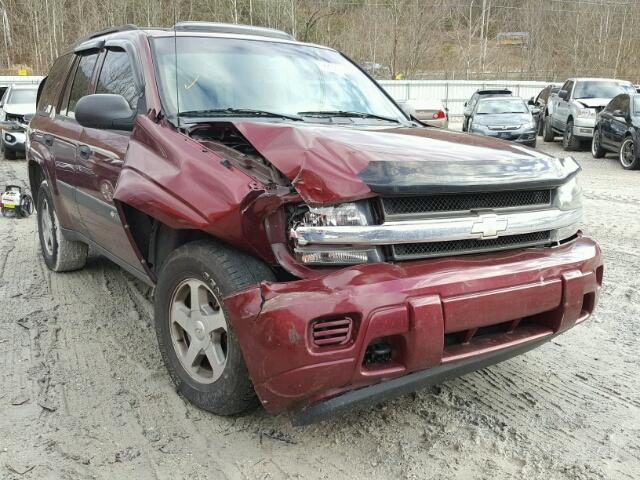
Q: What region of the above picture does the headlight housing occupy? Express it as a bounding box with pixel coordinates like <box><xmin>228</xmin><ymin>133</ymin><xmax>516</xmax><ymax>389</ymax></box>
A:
<box><xmin>576</xmin><ymin>108</ymin><xmax>596</xmax><ymax>119</ymax></box>
<box><xmin>300</xmin><ymin>202</ymin><xmax>369</xmax><ymax>227</ymax></box>
<box><xmin>290</xmin><ymin>201</ymin><xmax>384</xmax><ymax>266</ymax></box>
<box><xmin>556</xmin><ymin>175</ymin><xmax>582</xmax><ymax>211</ymax></box>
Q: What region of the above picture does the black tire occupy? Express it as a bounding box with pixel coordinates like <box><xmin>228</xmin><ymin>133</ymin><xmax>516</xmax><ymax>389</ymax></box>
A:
<box><xmin>543</xmin><ymin>115</ymin><xmax>555</xmax><ymax>142</ymax></box>
<box><xmin>4</xmin><ymin>147</ymin><xmax>16</xmax><ymax>160</ymax></box>
<box><xmin>619</xmin><ymin>136</ymin><xmax>640</xmax><ymax>170</ymax></box>
<box><xmin>462</xmin><ymin>116</ymin><xmax>468</xmax><ymax>132</ymax></box>
<box><xmin>562</xmin><ymin>119</ymin><xmax>582</xmax><ymax>151</ymax></box>
<box><xmin>591</xmin><ymin>127</ymin><xmax>606</xmax><ymax>158</ymax></box>
<box><xmin>37</xmin><ymin>181</ymin><xmax>88</xmax><ymax>272</ymax></box>
<box><xmin>154</xmin><ymin>239</ymin><xmax>275</xmax><ymax>416</ymax></box>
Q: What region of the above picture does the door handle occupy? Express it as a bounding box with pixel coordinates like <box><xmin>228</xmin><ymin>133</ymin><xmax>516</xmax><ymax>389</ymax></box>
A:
<box><xmin>43</xmin><ymin>134</ymin><xmax>54</xmax><ymax>146</ymax></box>
<box><xmin>78</xmin><ymin>144</ymin><xmax>91</xmax><ymax>159</ymax></box>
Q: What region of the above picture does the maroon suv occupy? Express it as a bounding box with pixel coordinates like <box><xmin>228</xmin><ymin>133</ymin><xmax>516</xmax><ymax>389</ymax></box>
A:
<box><xmin>28</xmin><ymin>23</ymin><xmax>603</xmax><ymax>424</ymax></box>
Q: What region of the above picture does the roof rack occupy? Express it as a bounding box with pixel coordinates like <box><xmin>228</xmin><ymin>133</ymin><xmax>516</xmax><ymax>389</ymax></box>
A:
<box><xmin>75</xmin><ymin>24</ymin><xmax>139</xmax><ymax>45</ymax></box>
<box><xmin>173</xmin><ymin>22</ymin><xmax>294</xmax><ymax>41</ymax></box>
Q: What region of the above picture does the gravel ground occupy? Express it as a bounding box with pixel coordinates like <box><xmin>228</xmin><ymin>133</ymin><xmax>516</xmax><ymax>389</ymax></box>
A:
<box><xmin>0</xmin><ymin>133</ymin><xmax>639</xmax><ymax>480</ymax></box>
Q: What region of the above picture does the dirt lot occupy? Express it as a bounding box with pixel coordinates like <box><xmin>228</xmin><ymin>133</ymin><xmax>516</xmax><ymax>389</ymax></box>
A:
<box><xmin>1</xmin><ymin>135</ymin><xmax>639</xmax><ymax>480</ymax></box>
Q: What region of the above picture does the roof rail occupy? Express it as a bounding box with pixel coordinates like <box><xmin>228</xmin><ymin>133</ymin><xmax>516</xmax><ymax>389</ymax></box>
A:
<box><xmin>173</xmin><ymin>22</ymin><xmax>294</xmax><ymax>41</ymax></box>
<box><xmin>75</xmin><ymin>24</ymin><xmax>139</xmax><ymax>45</ymax></box>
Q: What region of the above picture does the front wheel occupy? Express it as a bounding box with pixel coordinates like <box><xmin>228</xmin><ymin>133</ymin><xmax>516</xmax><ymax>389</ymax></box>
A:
<box><xmin>154</xmin><ymin>240</ymin><xmax>275</xmax><ymax>415</ymax></box>
<box><xmin>619</xmin><ymin>137</ymin><xmax>640</xmax><ymax>170</ymax></box>
<box><xmin>591</xmin><ymin>128</ymin><xmax>606</xmax><ymax>158</ymax></box>
<box><xmin>3</xmin><ymin>145</ymin><xmax>16</xmax><ymax>160</ymax></box>
<box><xmin>562</xmin><ymin>120</ymin><xmax>582</xmax><ymax>151</ymax></box>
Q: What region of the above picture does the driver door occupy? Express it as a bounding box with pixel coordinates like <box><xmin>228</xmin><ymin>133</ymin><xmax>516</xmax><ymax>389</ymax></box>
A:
<box><xmin>77</xmin><ymin>46</ymin><xmax>146</xmax><ymax>271</ymax></box>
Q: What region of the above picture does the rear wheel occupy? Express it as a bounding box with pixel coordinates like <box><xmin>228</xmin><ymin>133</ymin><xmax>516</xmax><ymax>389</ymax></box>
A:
<box><xmin>591</xmin><ymin>127</ymin><xmax>606</xmax><ymax>158</ymax></box>
<box><xmin>562</xmin><ymin>119</ymin><xmax>581</xmax><ymax>151</ymax></box>
<box><xmin>543</xmin><ymin>115</ymin><xmax>555</xmax><ymax>142</ymax></box>
<box><xmin>154</xmin><ymin>240</ymin><xmax>275</xmax><ymax>415</ymax></box>
<box><xmin>619</xmin><ymin>137</ymin><xmax>640</xmax><ymax>170</ymax></box>
<box><xmin>37</xmin><ymin>181</ymin><xmax>88</xmax><ymax>272</ymax></box>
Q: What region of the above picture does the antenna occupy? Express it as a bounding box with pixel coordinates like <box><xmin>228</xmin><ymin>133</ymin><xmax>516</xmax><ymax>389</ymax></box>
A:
<box><xmin>173</xmin><ymin>3</ymin><xmax>180</xmax><ymax>126</ymax></box>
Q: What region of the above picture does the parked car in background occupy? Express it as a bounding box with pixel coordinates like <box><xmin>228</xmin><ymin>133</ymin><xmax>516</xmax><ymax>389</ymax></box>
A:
<box><xmin>397</xmin><ymin>99</ymin><xmax>448</xmax><ymax>128</ymax></box>
<box><xmin>29</xmin><ymin>23</ymin><xmax>602</xmax><ymax>424</ymax></box>
<box><xmin>468</xmin><ymin>96</ymin><xmax>537</xmax><ymax>147</ymax></box>
<box><xmin>592</xmin><ymin>93</ymin><xmax>640</xmax><ymax>170</ymax></box>
<box><xmin>462</xmin><ymin>88</ymin><xmax>512</xmax><ymax>131</ymax></box>
<box><xmin>543</xmin><ymin>77</ymin><xmax>635</xmax><ymax>150</ymax></box>
<box><xmin>529</xmin><ymin>83</ymin><xmax>562</xmax><ymax>135</ymax></box>
<box><xmin>0</xmin><ymin>84</ymin><xmax>38</xmax><ymax>159</ymax></box>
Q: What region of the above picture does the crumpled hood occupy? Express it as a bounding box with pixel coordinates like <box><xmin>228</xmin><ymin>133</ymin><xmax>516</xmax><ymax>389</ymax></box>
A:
<box><xmin>575</xmin><ymin>98</ymin><xmax>611</xmax><ymax>108</ymax></box>
<box><xmin>233</xmin><ymin>122</ymin><xmax>579</xmax><ymax>204</ymax></box>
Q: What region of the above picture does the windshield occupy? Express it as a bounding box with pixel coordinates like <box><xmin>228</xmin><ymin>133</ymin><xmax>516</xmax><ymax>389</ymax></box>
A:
<box><xmin>7</xmin><ymin>88</ymin><xmax>37</xmax><ymax>104</ymax></box>
<box><xmin>476</xmin><ymin>98</ymin><xmax>528</xmax><ymax>114</ymax></box>
<box><xmin>574</xmin><ymin>81</ymin><xmax>634</xmax><ymax>99</ymax></box>
<box><xmin>153</xmin><ymin>36</ymin><xmax>406</xmax><ymax>124</ymax></box>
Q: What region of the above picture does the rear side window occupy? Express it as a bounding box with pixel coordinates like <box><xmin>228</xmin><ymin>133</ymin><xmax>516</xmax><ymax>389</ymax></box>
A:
<box><xmin>65</xmin><ymin>52</ymin><xmax>99</xmax><ymax>118</ymax></box>
<box><xmin>37</xmin><ymin>53</ymin><xmax>73</xmax><ymax>115</ymax></box>
<box><xmin>96</xmin><ymin>49</ymin><xmax>143</xmax><ymax>110</ymax></box>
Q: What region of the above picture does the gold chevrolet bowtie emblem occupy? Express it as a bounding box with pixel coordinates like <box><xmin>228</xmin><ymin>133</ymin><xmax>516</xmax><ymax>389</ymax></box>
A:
<box><xmin>471</xmin><ymin>214</ymin><xmax>508</xmax><ymax>240</ymax></box>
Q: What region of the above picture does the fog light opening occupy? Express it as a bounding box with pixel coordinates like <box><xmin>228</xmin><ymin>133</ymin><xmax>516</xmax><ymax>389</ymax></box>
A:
<box><xmin>363</xmin><ymin>341</ymin><xmax>393</xmax><ymax>366</ymax></box>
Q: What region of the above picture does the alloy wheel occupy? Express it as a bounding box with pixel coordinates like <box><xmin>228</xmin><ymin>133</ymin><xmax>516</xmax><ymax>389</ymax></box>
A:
<box><xmin>40</xmin><ymin>197</ymin><xmax>55</xmax><ymax>256</ymax></box>
<box><xmin>620</xmin><ymin>138</ymin><xmax>635</xmax><ymax>168</ymax></box>
<box><xmin>169</xmin><ymin>278</ymin><xmax>228</xmax><ymax>384</ymax></box>
<box><xmin>592</xmin><ymin>131</ymin><xmax>600</xmax><ymax>156</ymax></box>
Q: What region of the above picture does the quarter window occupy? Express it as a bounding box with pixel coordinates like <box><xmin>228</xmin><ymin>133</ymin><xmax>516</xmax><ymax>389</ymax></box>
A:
<box><xmin>96</xmin><ymin>49</ymin><xmax>143</xmax><ymax>110</ymax></box>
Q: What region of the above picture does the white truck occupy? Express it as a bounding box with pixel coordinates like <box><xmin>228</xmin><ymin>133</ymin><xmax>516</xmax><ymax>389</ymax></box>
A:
<box><xmin>543</xmin><ymin>77</ymin><xmax>635</xmax><ymax>150</ymax></box>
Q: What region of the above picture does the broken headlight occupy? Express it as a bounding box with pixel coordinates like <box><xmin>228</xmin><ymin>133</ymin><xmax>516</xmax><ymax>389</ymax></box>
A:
<box><xmin>290</xmin><ymin>201</ymin><xmax>384</xmax><ymax>266</ymax></box>
<box><xmin>556</xmin><ymin>175</ymin><xmax>582</xmax><ymax>211</ymax></box>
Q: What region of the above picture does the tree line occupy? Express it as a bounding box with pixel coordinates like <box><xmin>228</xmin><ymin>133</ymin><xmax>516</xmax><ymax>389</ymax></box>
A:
<box><xmin>0</xmin><ymin>0</ymin><xmax>639</xmax><ymax>83</ymax></box>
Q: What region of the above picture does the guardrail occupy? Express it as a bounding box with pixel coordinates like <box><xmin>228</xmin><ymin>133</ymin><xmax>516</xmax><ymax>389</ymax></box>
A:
<box><xmin>378</xmin><ymin>80</ymin><xmax>551</xmax><ymax>117</ymax></box>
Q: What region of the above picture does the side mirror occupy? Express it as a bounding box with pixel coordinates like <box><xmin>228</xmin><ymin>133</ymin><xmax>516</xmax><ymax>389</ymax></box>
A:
<box><xmin>22</xmin><ymin>114</ymin><xmax>34</xmax><ymax>126</ymax></box>
<box><xmin>75</xmin><ymin>94</ymin><xmax>135</xmax><ymax>130</ymax></box>
<box><xmin>528</xmin><ymin>97</ymin><xmax>535</xmax><ymax>105</ymax></box>
<box><xmin>558</xmin><ymin>90</ymin><xmax>569</xmax><ymax>101</ymax></box>
<box><xmin>464</xmin><ymin>101</ymin><xmax>468</xmax><ymax>107</ymax></box>
<box><xmin>396</xmin><ymin>100</ymin><xmax>416</xmax><ymax>118</ymax></box>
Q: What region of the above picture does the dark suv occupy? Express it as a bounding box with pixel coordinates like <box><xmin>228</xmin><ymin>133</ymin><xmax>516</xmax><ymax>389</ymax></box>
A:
<box><xmin>28</xmin><ymin>23</ymin><xmax>602</xmax><ymax>424</ymax></box>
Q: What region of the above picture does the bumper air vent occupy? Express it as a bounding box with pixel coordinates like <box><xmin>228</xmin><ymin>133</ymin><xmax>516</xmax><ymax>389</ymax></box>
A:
<box><xmin>311</xmin><ymin>317</ymin><xmax>353</xmax><ymax>347</ymax></box>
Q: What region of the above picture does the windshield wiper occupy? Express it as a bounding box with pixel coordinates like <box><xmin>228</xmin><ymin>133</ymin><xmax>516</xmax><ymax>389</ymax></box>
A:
<box><xmin>178</xmin><ymin>108</ymin><xmax>303</xmax><ymax>121</ymax></box>
<box><xmin>298</xmin><ymin>110</ymin><xmax>401</xmax><ymax>123</ymax></box>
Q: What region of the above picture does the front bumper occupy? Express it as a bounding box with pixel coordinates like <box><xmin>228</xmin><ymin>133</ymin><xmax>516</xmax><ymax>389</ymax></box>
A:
<box><xmin>224</xmin><ymin>236</ymin><xmax>602</xmax><ymax>419</ymax></box>
<box><xmin>470</xmin><ymin>127</ymin><xmax>537</xmax><ymax>144</ymax></box>
<box><xmin>572</xmin><ymin>123</ymin><xmax>595</xmax><ymax>139</ymax></box>
<box><xmin>2</xmin><ymin>130</ymin><xmax>26</xmax><ymax>152</ymax></box>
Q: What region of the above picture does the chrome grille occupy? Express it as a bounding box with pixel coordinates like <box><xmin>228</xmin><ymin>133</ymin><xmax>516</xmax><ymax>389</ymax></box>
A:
<box><xmin>381</xmin><ymin>190</ymin><xmax>551</xmax><ymax>218</ymax></box>
<box><xmin>391</xmin><ymin>231</ymin><xmax>551</xmax><ymax>260</ymax></box>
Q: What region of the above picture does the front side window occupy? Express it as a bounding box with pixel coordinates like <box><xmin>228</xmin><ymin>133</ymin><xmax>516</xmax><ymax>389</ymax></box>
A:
<box><xmin>152</xmin><ymin>36</ymin><xmax>406</xmax><ymax>124</ymax></box>
<box><xmin>96</xmin><ymin>49</ymin><xmax>143</xmax><ymax>110</ymax></box>
<box><xmin>476</xmin><ymin>98</ymin><xmax>528</xmax><ymax>114</ymax></box>
<box><xmin>65</xmin><ymin>52</ymin><xmax>99</xmax><ymax>118</ymax></box>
